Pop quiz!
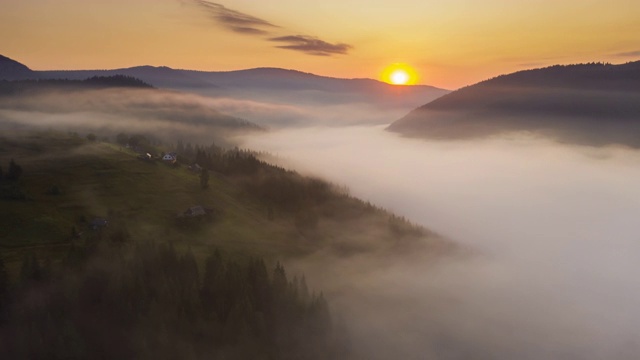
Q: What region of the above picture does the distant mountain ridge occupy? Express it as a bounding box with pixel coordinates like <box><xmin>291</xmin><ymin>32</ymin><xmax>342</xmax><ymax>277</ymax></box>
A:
<box><xmin>0</xmin><ymin>54</ymin><xmax>446</xmax><ymax>94</ymax></box>
<box><xmin>388</xmin><ymin>61</ymin><xmax>640</xmax><ymax>147</ymax></box>
<box><xmin>0</xmin><ymin>54</ymin><xmax>449</xmax><ymax>127</ymax></box>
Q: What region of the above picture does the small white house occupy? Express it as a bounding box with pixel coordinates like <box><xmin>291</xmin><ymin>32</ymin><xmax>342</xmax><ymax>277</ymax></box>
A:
<box><xmin>162</xmin><ymin>154</ymin><xmax>176</xmax><ymax>162</ymax></box>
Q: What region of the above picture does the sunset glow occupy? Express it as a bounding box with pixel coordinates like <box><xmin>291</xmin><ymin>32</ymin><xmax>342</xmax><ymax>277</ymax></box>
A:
<box><xmin>3</xmin><ymin>1</ymin><xmax>640</xmax><ymax>358</ymax></box>
<box><xmin>381</xmin><ymin>63</ymin><xmax>419</xmax><ymax>85</ymax></box>
<box><xmin>2</xmin><ymin>0</ymin><xmax>640</xmax><ymax>89</ymax></box>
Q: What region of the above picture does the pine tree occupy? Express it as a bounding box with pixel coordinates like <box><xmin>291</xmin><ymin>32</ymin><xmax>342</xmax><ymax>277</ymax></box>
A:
<box><xmin>116</xmin><ymin>133</ymin><xmax>129</xmax><ymax>145</ymax></box>
<box><xmin>6</xmin><ymin>159</ymin><xmax>22</xmax><ymax>181</ymax></box>
<box><xmin>0</xmin><ymin>257</ymin><xmax>9</xmax><ymax>320</ymax></box>
<box><xmin>20</xmin><ymin>253</ymin><xmax>42</xmax><ymax>283</ymax></box>
<box><xmin>200</xmin><ymin>168</ymin><xmax>210</xmax><ymax>189</ymax></box>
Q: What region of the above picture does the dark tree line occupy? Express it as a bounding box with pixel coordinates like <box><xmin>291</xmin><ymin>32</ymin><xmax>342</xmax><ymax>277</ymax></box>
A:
<box><xmin>0</xmin><ymin>241</ymin><xmax>346</xmax><ymax>359</ymax></box>
<box><xmin>180</xmin><ymin>142</ymin><xmax>264</xmax><ymax>176</ymax></box>
<box><xmin>0</xmin><ymin>159</ymin><xmax>26</xmax><ymax>200</ymax></box>
<box><xmin>0</xmin><ymin>76</ymin><xmax>152</xmax><ymax>96</ymax></box>
<box><xmin>177</xmin><ymin>141</ymin><xmax>335</xmax><ymax>215</ymax></box>
<box><xmin>0</xmin><ymin>159</ymin><xmax>22</xmax><ymax>181</ymax></box>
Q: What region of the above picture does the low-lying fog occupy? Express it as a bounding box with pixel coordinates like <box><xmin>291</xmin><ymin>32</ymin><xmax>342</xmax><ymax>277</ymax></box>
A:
<box><xmin>241</xmin><ymin>126</ymin><xmax>640</xmax><ymax>359</ymax></box>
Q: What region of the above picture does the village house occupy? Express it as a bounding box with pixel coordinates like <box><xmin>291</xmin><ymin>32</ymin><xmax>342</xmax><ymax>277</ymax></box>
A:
<box><xmin>162</xmin><ymin>152</ymin><xmax>177</xmax><ymax>164</ymax></box>
<box><xmin>178</xmin><ymin>205</ymin><xmax>213</xmax><ymax>218</ymax></box>
<box><xmin>89</xmin><ymin>218</ymin><xmax>108</xmax><ymax>230</ymax></box>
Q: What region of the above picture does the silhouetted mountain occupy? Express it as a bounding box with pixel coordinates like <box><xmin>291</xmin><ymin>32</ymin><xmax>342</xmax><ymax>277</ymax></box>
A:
<box><xmin>39</xmin><ymin>65</ymin><xmax>447</xmax><ymax>106</ymax></box>
<box><xmin>388</xmin><ymin>61</ymin><xmax>640</xmax><ymax>147</ymax></box>
<box><xmin>40</xmin><ymin>66</ymin><xmax>215</xmax><ymax>89</ymax></box>
<box><xmin>1</xmin><ymin>54</ymin><xmax>449</xmax><ymax>127</ymax></box>
<box><xmin>0</xmin><ymin>55</ymin><xmax>39</xmax><ymax>80</ymax></box>
<box><xmin>192</xmin><ymin>67</ymin><xmax>435</xmax><ymax>92</ymax></box>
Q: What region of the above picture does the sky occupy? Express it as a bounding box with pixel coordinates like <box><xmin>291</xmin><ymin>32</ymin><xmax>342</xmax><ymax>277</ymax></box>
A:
<box><xmin>2</xmin><ymin>0</ymin><xmax>640</xmax><ymax>89</ymax></box>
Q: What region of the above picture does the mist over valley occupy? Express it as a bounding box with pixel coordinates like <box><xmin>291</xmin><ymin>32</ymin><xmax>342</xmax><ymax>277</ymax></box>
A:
<box><xmin>2</xmin><ymin>51</ymin><xmax>640</xmax><ymax>359</ymax></box>
<box><xmin>242</xmin><ymin>125</ymin><xmax>640</xmax><ymax>359</ymax></box>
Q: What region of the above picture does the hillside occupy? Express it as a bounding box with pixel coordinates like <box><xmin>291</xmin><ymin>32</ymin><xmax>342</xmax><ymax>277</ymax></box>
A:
<box><xmin>388</xmin><ymin>61</ymin><xmax>640</xmax><ymax>147</ymax></box>
<box><xmin>0</xmin><ymin>131</ymin><xmax>452</xmax><ymax>358</ymax></box>
<box><xmin>0</xmin><ymin>55</ymin><xmax>39</xmax><ymax>81</ymax></box>
<box><xmin>0</xmin><ymin>132</ymin><xmax>448</xmax><ymax>258</ymax></box>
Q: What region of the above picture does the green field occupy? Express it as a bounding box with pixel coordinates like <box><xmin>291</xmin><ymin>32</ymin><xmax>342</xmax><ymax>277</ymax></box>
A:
<box><xmin>0</xmin><ymin>131</ymin><xmax>450</xmax><ymax>275</ymax></box>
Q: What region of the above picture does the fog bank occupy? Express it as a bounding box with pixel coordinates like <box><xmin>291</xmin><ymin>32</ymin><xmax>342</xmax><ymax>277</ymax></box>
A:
<box><xmin>0</xmin><ymin>88</ymin><xmax>261</xmax><ymax>146</ymax></box>
<box><xmin>241</xmin><ymin>126</ymin><xmax>640</xmax><ymax>359</ymax></box>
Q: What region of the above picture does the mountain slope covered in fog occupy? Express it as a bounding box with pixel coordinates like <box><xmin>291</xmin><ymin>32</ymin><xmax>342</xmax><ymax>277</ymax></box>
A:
<box><xmin>0</xmin><ymin>131</ymin><xmax>452</xmax><ymax>358</ymax></box>
<box><xmin>0</xmin><ymin>77</ymin><xmax>263</xmax><ymax>143</ymax></box>
<box><xmin>388</xmin><ymin>61</ymin><xmax>640</xmax><ymax>147</ymax></box>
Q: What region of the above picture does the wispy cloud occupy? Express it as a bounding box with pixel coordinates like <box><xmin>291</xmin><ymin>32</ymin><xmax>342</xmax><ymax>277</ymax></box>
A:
<box><xmin>269</xmin><ymin>35</ymin><xmax>353</xmax><ymax>56</ymax></box>
<box><xmin>191</xmin><ymin>1</ymin><xmax>352</xmax><ymax>56</ymax></box>
<box><xmin>613</xmin><ymin>50</ymin><xmax>640</xmax><ymax>58</ymax></box>
<box><xmin>195</xmin><ymin>0</ymin><xmax>276</xmax><ymax>35</ymax></box>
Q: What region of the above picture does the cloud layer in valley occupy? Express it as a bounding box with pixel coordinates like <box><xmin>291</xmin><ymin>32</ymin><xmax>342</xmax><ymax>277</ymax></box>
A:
<box><xmin>241</xmin><ymin>126</ymin><xmax>640</xmax><ymax>359</ymax></box>
<box><xmin>0</xmin><ymin>87</ymin><xmax>261</xmax><ymax>145</ymax></box>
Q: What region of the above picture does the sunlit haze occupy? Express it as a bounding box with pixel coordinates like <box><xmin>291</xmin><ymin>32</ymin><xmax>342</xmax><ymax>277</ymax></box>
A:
<box><xmin>240</xmin><ymin>126</ymin><xmax>640</xmax><ymax>359</ymax></box>
<box><xmin>2</xmin><ymin>1</ymin><xmax>640</xmax><ymax>359</ymax></box>
<box><xmin>2</xmin><ymin>0</ymin><xmax>640</xmax><ymax>88</ymax></box>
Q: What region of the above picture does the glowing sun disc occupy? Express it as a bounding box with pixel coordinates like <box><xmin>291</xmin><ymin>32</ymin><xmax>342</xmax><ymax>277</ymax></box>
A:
<box><xmin>390</xmin><ymin>70</ymin><xmax>410</xmax><ymax>85</ymax></box>
<box><xmin>381</xmin><ymin>63</ymin><xmax>419</xmax><ymax>85</ymax></box>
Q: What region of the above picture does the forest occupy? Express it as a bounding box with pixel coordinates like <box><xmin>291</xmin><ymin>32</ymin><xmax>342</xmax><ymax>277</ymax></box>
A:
<box><xmin>0</xmin><ymin>130</ymin><xmax>447</xmax><ymax>359</ymax></box>
<box><xmin>0</xmin><ymin>239</ymin><xmax>344</xmax><ymax>359</ymax></box>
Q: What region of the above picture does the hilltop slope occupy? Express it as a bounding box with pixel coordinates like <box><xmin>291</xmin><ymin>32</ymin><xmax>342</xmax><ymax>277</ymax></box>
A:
<box><xmin>388</xmin><ymin>61</ymin><xmax>640</xmax><ymax>147</ymax></box>
<box><xmin>0</xmin><ymin>55</ymin><xmax>39</xmax><ymax>81</ymax></box>
<box><xmin>0</xmin><ymin>132</ymin><xmax>451</xmax><ymax>260</ymax></box>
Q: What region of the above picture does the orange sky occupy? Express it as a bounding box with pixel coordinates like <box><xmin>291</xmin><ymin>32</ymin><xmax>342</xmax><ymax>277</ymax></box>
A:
<box><xmin>2</xmin><ymin>0</ymin><xmax>640</xmax><ymax>89</ymax></box>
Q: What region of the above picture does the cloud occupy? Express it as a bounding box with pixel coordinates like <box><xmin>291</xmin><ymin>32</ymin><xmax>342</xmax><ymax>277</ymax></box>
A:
<box><xmin>191</xmin><ymin>1</ymin><xmax>353</xmax><ymax>56</ymax></box>
<box><xmin>195</xmin><ymin>0</ymin><xmax>276</xmax><ymax>35</ymax></box>
<box><xmin>613</xmin><ymin>50</ymin><xmax>640</xmax><ymax>58</ymax></box>
<box><xmin>269</xmin><ymin>35</ymin><xmax>353</xmax><ymax>56</ymax></box>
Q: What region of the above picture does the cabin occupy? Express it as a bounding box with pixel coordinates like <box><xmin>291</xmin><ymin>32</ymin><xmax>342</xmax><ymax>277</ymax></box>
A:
<box><xmin>89</xmin><ymin>218</ymin><xmax>108</xmax><ymax>230</ymax></box>
<box><xmin>162</xmin><ymin>154</ymin><xmax>176</xmax><ymax>163</ymax></box>
<box><xmin>178</xmin><ymin>205</ymin><xmax>212</xmax><ymax>218</ymax></box>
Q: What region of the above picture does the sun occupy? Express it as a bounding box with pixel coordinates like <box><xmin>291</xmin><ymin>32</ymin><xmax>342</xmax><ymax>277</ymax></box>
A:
<box><xmin>381</xmin><ymin>63</ymin><xmax>419</xmax><ymax>85</ymax></box>
<box><xmin>390</xmin><ymin>70</ymin><xmax>410</xmax><ymax>85</ymax></box>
